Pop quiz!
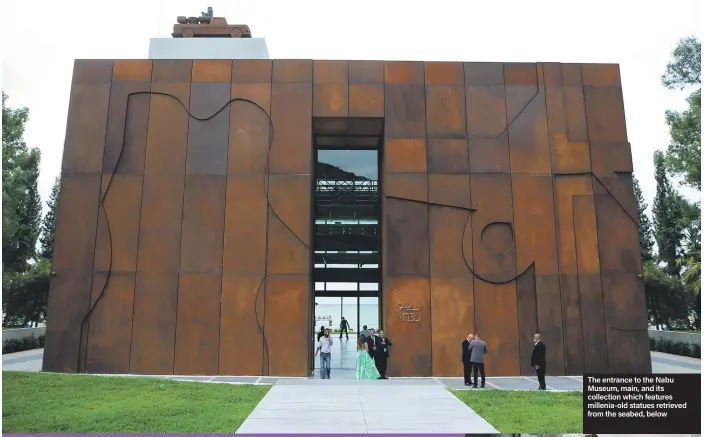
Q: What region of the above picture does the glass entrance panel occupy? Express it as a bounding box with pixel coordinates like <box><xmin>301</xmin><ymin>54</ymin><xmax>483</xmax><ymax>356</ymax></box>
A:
<box><xmin>341</xmin><ymin>296</ymin><xmax>357</xmax><ymax>338</ymax></box>
<box><xmin>359</xmin><ymin>296</ymin><xmax>380</xmax><ymax>332</ymax></box>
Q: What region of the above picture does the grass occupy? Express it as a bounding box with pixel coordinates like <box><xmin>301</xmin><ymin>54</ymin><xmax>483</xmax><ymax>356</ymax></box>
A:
<box><xmin>2</xmin><ymin>371</ymin><xmax>270</xmax><ymax>433</ymax></box>
<box><xmin>451</xmin><ymin>389</ymin><xmax>583</xmax><ymax>433</ymax></box>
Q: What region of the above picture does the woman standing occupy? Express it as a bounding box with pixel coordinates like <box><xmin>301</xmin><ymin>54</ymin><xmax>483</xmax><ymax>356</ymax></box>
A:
<box><xmin>355</xmin><ymin>334</ymin><xmax>381</xmax><ymax>380</ymax></box>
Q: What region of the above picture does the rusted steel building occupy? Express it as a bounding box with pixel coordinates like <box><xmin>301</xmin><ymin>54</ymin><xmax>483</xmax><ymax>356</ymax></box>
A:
<box><xmin>43</xmin><ymin>17</ymin><xmax>651</xmax><ymax>378</ymax></box>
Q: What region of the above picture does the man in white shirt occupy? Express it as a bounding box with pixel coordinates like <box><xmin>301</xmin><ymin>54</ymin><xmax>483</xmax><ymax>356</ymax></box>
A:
<box><xmin>315</xmin><ymin>328</ymin><xmax>333</xmax><ymax>379</ymax></box>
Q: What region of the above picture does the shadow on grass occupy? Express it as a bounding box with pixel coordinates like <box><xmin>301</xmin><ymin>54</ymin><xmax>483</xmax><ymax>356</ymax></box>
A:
<box><xmin>2</xmin><ymin>371</ymin><xmax>270</xmax><ymax>433</ymax></box>
<box><xmin>450</xmin><ymin>388</ymin><xmax>582</xmax><ymax>433</ymax></box>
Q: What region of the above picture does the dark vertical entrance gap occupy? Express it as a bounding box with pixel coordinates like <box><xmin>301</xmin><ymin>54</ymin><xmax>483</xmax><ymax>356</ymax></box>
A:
<box><xmin>309</xmin><ymin>117</ymin><xmax>383</xmax><ymax>378</ymax></box>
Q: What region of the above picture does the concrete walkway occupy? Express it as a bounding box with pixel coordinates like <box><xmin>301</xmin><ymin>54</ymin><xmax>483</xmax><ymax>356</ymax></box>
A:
<box><xmin>236</xmin><ymin>378</ymin><xmax>499</xmax><ymax>434</ymax></box>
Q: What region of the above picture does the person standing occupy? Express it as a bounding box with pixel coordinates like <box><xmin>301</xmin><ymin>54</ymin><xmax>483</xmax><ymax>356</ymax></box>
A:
<box><xmin>315</xmin><ymin>328</ymin><xmax>333</xmax><ymax>379</ymax></box>
<box><xmin>339</xmin><ymin>317</ymin><xmax>350</xmax><ymax>339</ymax></box>
<box><xmin>375</xmin><ymin>330</ymin><xmax>393</xmax><ymax>379</ymax></box>
<box><xmin>355</xmin><ymin>334</ymin><xmax>380</xmax><ymax>380</ymax></box>
<box><xmin>531</xmin><ymin>333</ymin><xmax>547</xmax><ymax>390</ymax></box>
<box><xmin>468</xmin><ymin>334</ymin><xmax>487</xmax><ymax>388</ymax></box>
<box><xmin>360</xmin><ymin>325</ymin><xmax>369</xmax><ymax>339</ymax></box>
<box><xmin>366</xmin><ymin>328</ymin><xmax>378</xmax><ymax>358</ymax></box>
<box><xmin>461</xmin><ymin>334</ymin><xmax>475</xmax><ymax>386</ymax></box>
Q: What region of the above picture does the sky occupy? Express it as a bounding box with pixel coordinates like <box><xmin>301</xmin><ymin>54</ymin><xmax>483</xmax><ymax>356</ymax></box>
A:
<box><xmin>1</xmin><ymin>0</ymin><xmax>701</xmax><ymax>214</ymax></box>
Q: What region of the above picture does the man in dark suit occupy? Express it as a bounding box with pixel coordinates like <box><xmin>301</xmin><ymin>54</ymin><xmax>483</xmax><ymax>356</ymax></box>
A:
<box><xmin>468</xmin><ymin>334</ymin><xmax>488</xmax><ymax>388</ymax></box>
<box><xmin>461</xmin><ymin>334</ymin><xmax>474</xmax><ymax>386</ymax></box>
<box><xmin>375</xmin><ymin>329</ymin><xmax>393</xmax><ymax>379</ymax></box>
<box><xmin>530</xmin><ymin>333</ymin><xmax>547</xmax><ymax>390</ymax></box>
<box><xmin>366</xmin><ymin>328</ymin><xmax>378</xmax><ymax>358</ymax></box>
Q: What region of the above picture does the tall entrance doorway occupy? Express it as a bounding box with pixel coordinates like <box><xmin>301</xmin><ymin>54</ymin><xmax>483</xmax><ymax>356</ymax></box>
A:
<box><xmin>310</xmin><ymin>119</ymin><xmax>382</xmax><ymax>379</ymax></box>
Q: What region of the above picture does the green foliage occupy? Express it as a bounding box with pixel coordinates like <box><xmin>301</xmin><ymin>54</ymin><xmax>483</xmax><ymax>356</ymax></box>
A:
<box><xmin>2</xmin><ymin>92</ymin><xmax>42</xmax><ymax>273</ymax></box>
<box><xmin>2</xmin><ymin>92</ymin><xmax>48</xmax><ymax>328</ymax></box>
<box><xmin>652</xmin><ymin>151</ymin><xmax>687</xmax><ymax>275</ymax></box>
<box><xmin>662</xmin><ymin>37</ymin><xmax>701</xmax><ymax>190</ymax></box>
<box><xmin>2</xmin><ymin>372</ymin><xmax>270</xmax><ymax>433</ymax></box>
<box><xmin>2</xmin><ymin>334</ymin><xmax>45</xmax><ymax>354</ymax></box>
<box><xmin>40</xmin><ymin>176</ymin><xmax>60</xmax><ymax>259</ymax></box>
<box><xmin>661</xmin><ymin>36</ymin><xmax>701</xmax><ymax>90</ymax></box>
<box><xmin>649</xmin><ymin>336</ymin><xmax>700</xmax><ymax>358</ymax></box>
<box><xmin>643</xmin><ymin>261</ymin><xmax>692</xmax><ymax>330</ymax></box>
<box><xmin>633</xmin><ymin>176</ymin><xmax>654</xmax><ymax>262</ymax></box>
<box><xmin>665</xmin><ymin>89</ymin><xmax>701</xmax><ymax>190</ymax></box>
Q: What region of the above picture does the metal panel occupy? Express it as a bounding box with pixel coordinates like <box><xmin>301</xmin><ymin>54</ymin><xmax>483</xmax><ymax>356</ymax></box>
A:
<box><xmin>469</xmin><ymin>174</ymin><xmax>516</xmax><ymax>280</ymax></box>
<box><xmin>535</xmin><ymin>275</ymin><xmax>566</xmax><ymax>375</ymax></box>
<box><xmin>384</xmin><ymin>84</ymin><xmax>425</xmax><ymax>138</ymax></box>
<box><xmin>232</xmin><ymin>59</ymin><xmax>272</xmax><ymax>83</ymax></box>
<box><xmin>62</xmin><ymin>83</ymin><xmax>111</xmax><ymax>174</ymax></box>
<box><xmin>512</xmin><ymin>175</ymin><xmax>558</xmax><ymax>275</ymax></box>
<box><xmin>136</xmin><ymin>175</ymin><xmax>185</xmax><ymax>274</ymax></box>
<box><xmin>425</xmin><ymin>62</ymin><xmax>463</xmax><ymax>86</ymax></box>
<box><xmin>264</xmin><ymin>275</ymin><xmax>310</xmax><ymax>376</ymax></box>
<box><xmin>464</xmin><ymin>62</ymin><xmax>504</xmax><ymax>86</ymax></box>
<box><xmin>559</xmin><ymin>274</ymin><xmax>584</xmax><ymax>375</ymax></box>
<box><xmin>42</xmin><ymin>274</ymin><xmax>92</xmax><ymax>372</ymax></box>
<box><xmin>50</xmin><ymin>174</ymin><xmax>101</xmax><ymax>274</ymax></box>
<box><xmin>266</xmin><ymin>174</ymin><xmax>311</xmax><ymax>275</ymax></box>
<box><xmin>102</xmin><ymin>81</ymin><xmax>151</xmax><ymax>176</ymax></box>
<box><xmin>72</xmin><ymin>59</ymin><xmax>114</xmax><ymax>84</ymax></box>
<box><xmin>516</xmin><ymin>266</ymin><xmax>538</xmax><ymax>376</ymax></box>
<box><xmin>543</xmin><ymin>63</ymin><xmax>590</xmax><ymax>174</ymax></box>
<box><xmin>426</xmin><ymin>85</ymin><xmax>466</xmax><ymax>138</ymax></box>
<box><xmin>430</xmin><ymin>276</ymin><xmax>474</xmax><ymax>376</ymax></box>
<box><xmin>427</xmin><ymin>138</ymin><xmax>469</xmax><ymax>174</ymax></box>
<box><xmin>579</xmin><ymin>274</ymin><xmax>609</xmax><ymax>373</ymax></box>
<box><xmin>349</xmin><ymin>60</ymin><xmax>384</xmax><ymax>84</ymax></box>
<box><xmin>554</xmin><ymin>175</ymin><xmax>594</xmax><ymax>275</ymax></box>
<box><xmin>474</xmin><ymin>280</ymin><xmax>520</xmax><ymax>376</ymax></box>
<box><xmin>349</xmin><ymin>84</ymin><xmax>384</xmax><ymax>117</ymax></box>
<box><xmin>384</xmin><ymin>61</ymin><xmax>424</xmax><ymax>84</ymax></box>
<box><xmin>269</xmin><ymin>83</ymin><xmax>313</xmax><ymax>173</ymax></box>
<box><xmin>229</xmin><ymin>83</ymin><xmax>271</xmax><ymax>175</ymax></box>
<box><xmin>85</xmin><ymin>272</ymin><xmax>135</xmax><ymax>374</ymax></box>
<box><xmin>192</xmin><ymin>59</ymin><xmax>232</xmax><ymax>83</ymax></box>
<box><xmin>223</xmin><ymin>177</ymin><xmax>267</xmax><ymax>276</ymax></box>
<box><xmin>174</xmin><ymin>274</ymin><xmax>222</xmax><ymax>375</ymax></box>
<box><xmin>385</xmin><ymin>138</ymin><xmax>427</xmax><ymax>173</ymax></box>
<box><xmin>272</xmin><ymin>59</ymin><xmax>313</xmax><ymax>83</ymax></box>
<box><xmin>219</xmin><ymin>275</ymin><xmax>265</xmax><ymax>375</ymax></box>
<box><xmin>93</xmin><ymin>175</ymin><xmax>143</xmax><ymax>273</ymax></box>
<box><xmin>385</xmin><ymin>197</ymin><xmax>429</xmax><ymax>277</ymax></box>
<box><xmin>505</xmin><ymin>63</ymin><xmax>551</xmax><ymax>174</ymax></box>
<box><xmin>313</xmin><ymin>60</ymin><xmax>348</xmax><ymax>116</ymax></box>
<box><xmin>466</xmin><ymin>84</ymin><xmax>509</xmax><ymax>174</ymax></box>
<box><xmin>582</xmin><ymin>63</ymin><xmax>622</xmax><ymax>87</ymax></box>
<box><xmin>593</xmin><ymin>186</ymin><xmax>640</xmax><ymax>276</ymax></box>
<box><xmin>187</xmin><ymin>82</ymin><xmax>231</xmax><ymax>176</ymax></box>
<box><xmin>113</xmin><ymin>59</ymin><xmax>152</xmax><ymax>82</ymax></box>
<box><xmin>130</xmin><ymin>273</ymin><xmax>179</xmax><ymax>374</ymax></box>
<box><xmin>584</xmin><ymin>86</ymin><xmax>628</xmax><ymax>143</ymax></box>
<box><xmin>384</xmin><ymin>277</ymin><xmax>432</xmax><ymax>376</ymax></box>
<box><xmin>144</xmin><ymin>83</ymin><xmax>191</xmax><ymax>175</ymax></box>
<box><xmin>151</xmin><ymin>60</ymin><xmax>192</xmax><ymax>83</ymax></box>
<box><xmin>180</xmin><ymin>175</ymin><xmax>227</xmax><ymax>274</ymax></box>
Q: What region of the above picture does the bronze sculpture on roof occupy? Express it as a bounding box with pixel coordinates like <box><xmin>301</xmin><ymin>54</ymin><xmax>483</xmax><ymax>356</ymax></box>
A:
<box><xmin>173</xmin><ymin>7</ymin><xmax>252</xmax><ymax>38</ymax></box>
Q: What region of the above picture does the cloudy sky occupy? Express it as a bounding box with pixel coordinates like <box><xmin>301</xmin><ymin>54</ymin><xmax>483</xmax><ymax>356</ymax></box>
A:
<box><xmin>1</xmin><ymin>0</ymin><xmax>701</xmax><ymax>212</ymax></box>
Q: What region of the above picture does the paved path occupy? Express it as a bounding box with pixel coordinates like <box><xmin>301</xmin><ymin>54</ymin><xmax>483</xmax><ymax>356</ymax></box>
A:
<box><xmin>2</xmin><ymin>348</ymin><xmax>43</xmax><ymax>371</ymax></box>
<box><xmin>236</xmin><ymin>378</ymin><xmax>499</xmax><ymax>434</ymax></box>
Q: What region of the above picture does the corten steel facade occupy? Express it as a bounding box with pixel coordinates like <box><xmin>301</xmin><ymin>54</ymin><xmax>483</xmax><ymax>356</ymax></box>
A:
<box><xmin>44</xmin><ymin>59</ymin><xmax>651</xmax><ymax>377</ymax></box>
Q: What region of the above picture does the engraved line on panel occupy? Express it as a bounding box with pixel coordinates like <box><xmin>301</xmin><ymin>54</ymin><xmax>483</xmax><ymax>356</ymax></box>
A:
<box><xmin>77</xmin><ymin>91</ymin><xmax>295</xmax><ymax>375</ymax></box>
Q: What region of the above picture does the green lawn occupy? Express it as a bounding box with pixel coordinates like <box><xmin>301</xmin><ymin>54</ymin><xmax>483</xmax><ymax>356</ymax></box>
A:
<box><xmin>451</xmin><ymin>389</ymin><xmax>583</xmax><ymax>433</ymax></box>
<box><xmin>2</xmin><ymin>371</ymin><xmax>270</xmax><ymax>433</ymax></box>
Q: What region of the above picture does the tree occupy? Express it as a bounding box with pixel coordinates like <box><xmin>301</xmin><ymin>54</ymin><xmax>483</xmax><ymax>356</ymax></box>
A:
<box><xmin>2</xmin><ymin>92</ymin><xmax>42</xmax><ymax>273</ymax></box>
<box><xmin>40</xmin><ymin>175</ymin><xmax>61</xmax><ymax>260</ymax></box>
<box><xmin>2</xmin><ymin>92</ymin><xmax>45</xmax><ymax>328</ymax></box>
<box><xmin>652</xmin><ymin>151</ymin><xmax>685</xmax><ymax>275</ymax></box>
<box><xmin>643</xmin><ymin>261</ymin><xmax>692</xmax><ymax>331</ymax></box>
<box><xmin>633</xmin><ymin>176</ymin><xmax>654</xmax><ymax>263</ymax></box>
<box><xmin>661</xmin><ymin>36</ymin><xmax>701</xmax><ymax>90</ymax></box>
<box><xmin>664</xmin><ymin>89</ymin><xmax>701</xmax><ymax>190</ymax></box>
<box><xmin>662</xmin><ymin>37</ymin><xmax>701</xmax><ymax>190</ymax></box>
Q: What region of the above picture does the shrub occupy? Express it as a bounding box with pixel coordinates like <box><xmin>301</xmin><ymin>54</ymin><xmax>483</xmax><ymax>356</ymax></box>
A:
<box><xmin>2</xmin><ymin>334</ymin><xmax>43</xmax><ymax>354</ymax></box>
<box><xmin>691</xmin><ymin>344</ymin><xmax>701</xmax><ymax>358</ymax></box>
<box><xmin>649</xmin><ymin>334</ymin><xmax>701</xmax><ymax>358</ymax></box>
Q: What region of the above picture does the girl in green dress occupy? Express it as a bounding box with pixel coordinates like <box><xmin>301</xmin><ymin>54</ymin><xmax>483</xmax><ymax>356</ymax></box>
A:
<box><xmin>356</xmin><ymin>334</ymin><xmax>381</xmax><ymax>380</ymax></box>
